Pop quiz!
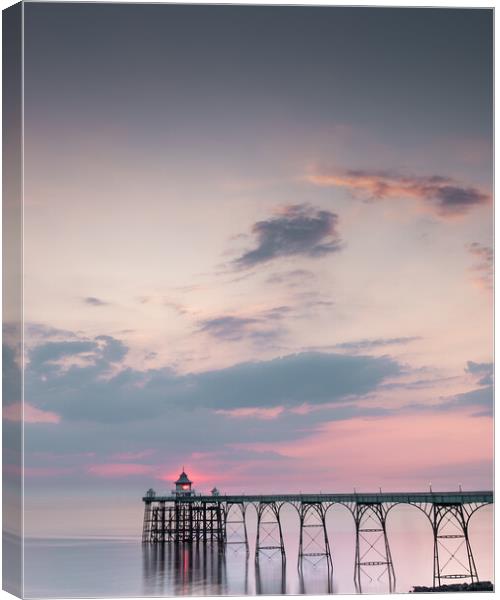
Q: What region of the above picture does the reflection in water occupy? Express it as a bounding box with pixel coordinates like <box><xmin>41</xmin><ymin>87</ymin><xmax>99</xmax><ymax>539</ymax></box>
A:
<box><xmin>298</xmin><ymin>558</ymin><xmax>334</xmax><ymax>594</ymax></box>
<box><xmin>255</xmin><ymin>558</ymin><xmax>286</xmax><ymax>595</ymax></box>
<box><xmin>143</xmin><ymin>544</ymin><xmax>394</xmax><ymax>596</ymax></box>
<box><xmin>143</xmin><ymin>543</ymin><xmax>228</xmax><ymax>596</ymax></box>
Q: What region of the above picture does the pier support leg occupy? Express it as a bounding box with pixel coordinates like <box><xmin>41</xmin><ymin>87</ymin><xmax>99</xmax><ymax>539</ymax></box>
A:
<box><xmin>297</xmin><ymin>502</ymin><xmax>333</xmax><ymax>570</ymax></box>
<box><xmin>224</xmin><ymin>503</ymin><xmax>248</xmax><ymax>552</ymax></box>
<box><xmin>431</xmin><ymin>503</ymin><xmax>479</xmax><ymax>588</ymax></box>
<box><xmin>353</xmin><ymin>502</ymin><xmax>395</xmax><ymax>592</ymax></box>
<box><xmin>255</xmin><ymin>502</ymin><xmax>286</xmax><ymax>561</ymax></box>
<box><xmin>142</xmin><ymin>501</ymin><xmax>153</xmax><ymax>543</ymax></box>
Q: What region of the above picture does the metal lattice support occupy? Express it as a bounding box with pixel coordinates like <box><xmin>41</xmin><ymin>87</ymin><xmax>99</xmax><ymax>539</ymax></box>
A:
<box><xmin>255</xmin><ymin>502</ymin><xmax>286</xmax><ymax>561</ymax></box>
<box><xmin>142</xmin><ymin>500</ymin><xmax>225</xmax><ymax>543</ymax></box>
<box><xmin>142</xmin><ymin>501</ymin><xmax>153</xmax><ymax>542</ymax></box>
<box><xmin>431</xmin><ymin>503</ymin><xmax>479</xmax><ymax>588</ymax></box>
<box><xmin>354</xmin><ymin>502</ymin><xmax>395</xmax><ymax>592</ymax></box>
<box><xmin>224</xmin><ymin>502</ymin><xmax>248</xmax><ymax>551</ymax></box>
<box><xmin>297</xmin><ymin>502</ymin><xmax>333</xmax><ymax>568</ymax></box>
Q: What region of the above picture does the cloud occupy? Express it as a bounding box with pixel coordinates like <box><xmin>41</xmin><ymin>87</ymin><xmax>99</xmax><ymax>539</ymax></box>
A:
<box><xmin>197</xmin><ymin>306</ymin><xmax>294</xmax><ymax>343</ymax></box>
<box><xmin>86</xmin><ymin>463</ymin><xmax>156</xmax><ymax>477</ymax></box>
<box><xmin>266</xmin><ymin>269</ymin><xmax>315</xmax><ymax>288</ymax></box>
<box><xmin>94</xmin><ymin>335</ymin><xmax>128</xmax><ymax>363</ymax></box>
<box><xmin>198</xmin><ymin>316</ymin><xmax>262</xmax><ymax>341</ymax></box>
<box><xmin>465</xmin><ymin>361</ymin><xmax>494</xmax><ymax>386</ymax></box>
<box><xmin>28</xmin><ymin>335</ymin><xmax>128</xmax><ymax>375</ymax></box>
<box><xmin>3</xmin><ymin>402</ymin><xmax>61</xmax><ymax>424</ymax></box>
<box><xmin>23</xmin><ymin>330</ymin><xmax>492</xmax><ymax>491</ymax></box>
<box><xmin>25</xmin><ymin>328</ymin><xmax>401</xmax><ymax>423</ymax></box>
<box><xmin>215</xmin><ymin>407</ymin><xmax>285</xmax><ymax>420</ymax></box>
<box><xmin>335</xmin><ymin>336</ymin><xmax>421</xmax><ymax>352</ymax></box>
<box><xmin>437</xmin><ymin>385</ymin><xmax>494</xmax><ymax>417</ymax></box>
<box><xmin>26</xmin><ymin>322</ymin><xmax>78</xmax><ymax>340</ymax></box>
<box><xmin>83</xmin><ymin>297</ymin><xmax>108</xmax><ymax>307</ymax></box>
<box><xmin>232</xmin><ymin>204</ymin><xmax>343</xmax><ymax>269</ymax></box>
<box><xmin>3</xmin><ymin>343</ymin><xmax>21</xmax><ymax>407</ymax></box>
<box><xmin>466</xmin><ymin>243</ymin><xmax>493</xmax><ymax>291</ymax></box>
<box><xmin>307</xmin><ymin>168</ymin><xmax>490</xmax><ymax>218</ymax></box>
<box><xmin>29</xmin><ymin>340</ymin><xmax>97</xmax><ymax>367</ymax></box>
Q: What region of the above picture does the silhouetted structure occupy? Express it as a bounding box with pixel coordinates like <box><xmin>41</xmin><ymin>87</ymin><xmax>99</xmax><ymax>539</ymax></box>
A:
<box><xmin>142</xmin><ymin>470</ymin><xmax>493</xmax><ymax>591</ymax></box>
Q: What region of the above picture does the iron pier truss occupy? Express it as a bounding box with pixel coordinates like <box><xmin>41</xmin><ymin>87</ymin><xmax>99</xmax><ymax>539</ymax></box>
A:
<box><xmin>142</xmin><ymin>491</ymin><xmax>493</xmax><ymax>591</ymax></box>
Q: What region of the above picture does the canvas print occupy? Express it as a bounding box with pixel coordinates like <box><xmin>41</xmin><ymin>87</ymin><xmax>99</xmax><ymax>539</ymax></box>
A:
<box><xmin>3</xmin><ymin>3</ymin><xmax>494</xmax><ymax>597</ymax></box>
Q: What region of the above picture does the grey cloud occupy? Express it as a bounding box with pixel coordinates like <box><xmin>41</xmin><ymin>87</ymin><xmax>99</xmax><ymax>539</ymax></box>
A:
<box><xmin>22</xmin><ymin>339</ymin><xmax>403</xmax><ymax>488</ymax></box>
<box><xmin>29</xmin><ymin>340</ymin><xmax>97</xmax><ymax>367</ymax></box>
<box><xmin>465</xmin><ymin>361</ymin><xmax>493</xmax><ymax>386</ymax></box>
<box><xmin>198</xmin><ymin>306</ymin><xmax>293</xmax><ymax>343</ymax></box>
<box><xmin>433</xmin><ymin>185</ymin><xmax>488</xmax><ymax>213</ymax></box>
<box><xmin>84</xmin><ymin>297</ymin><xmax>108</xmax><ymax>307</ymax></box>
<box><xmin>308</xmin><ymin>168</ymin><xmax>490</xmax><ymax>218</ymax></box>
<box><xmin>26</xmin><ymin>322</ymin><xmax>79</xmax><ymax>340</ymax></box>
<box><xmin>28</xmin><ymin>336</ymin><xmax>128</xmax><ymax>379</ymax></box>
<box><xmin>335</xmin><ymin>336</ymin><xmax>421</xmax><ymax>352</ymax></box>
<box><xmin>437</xmin><ymin>385</ymin><xmax>494</xmax><ymax>417</ymax></box>
<box><xmin>191</xmin><ymin>352</ymin><xmax>400</xmax><ymax>410</ymax></box>
<box><xmin>95</xmin><ymin>335</ymin><xmax>128</xmax><ymax>363</ymax></box>
<box><xmin>26</xmin><ymin>330</ymin><xmax>401</xmax><ymax>423</ymax></box>
<box><xmin>292</xmin><ymin>291</ymin><xmax>334</xmax><ymax>311</ymax></box>
<box><xmin>232</xmin><ymin>204</ymin><xmax>343</xmax><ymax>270</ymax></box>
<box><xmin>3</xmin><ymin>343</ymin><xmax>21</xmax><ymax>407</ymax></box>
<box><xmin>266</xmin><ymin>269</ymin><xmax>315</xmax><ymax>287</ymax></box>
<box><xmin>198</xmin><ymin>316</ymin><xmax>262</xmax><ymax>341</ymax></box>
<box><xmin>261</xmin><ymin>306</ymin><xmax>294</xmax><ymax>320</ymax></box>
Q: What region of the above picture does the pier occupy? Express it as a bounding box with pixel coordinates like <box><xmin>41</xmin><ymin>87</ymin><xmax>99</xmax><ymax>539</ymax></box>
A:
<box><xmin>142</xmin><ymin>470</ymin><xmax>493</xmax><ymax>591</ymax></box>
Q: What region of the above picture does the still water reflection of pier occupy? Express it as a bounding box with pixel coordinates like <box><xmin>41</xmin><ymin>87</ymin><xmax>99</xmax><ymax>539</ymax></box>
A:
<box><xmin>142</xmin><ymin>543</ymin><xmax>336</xmax><ymax>596</ymax></box>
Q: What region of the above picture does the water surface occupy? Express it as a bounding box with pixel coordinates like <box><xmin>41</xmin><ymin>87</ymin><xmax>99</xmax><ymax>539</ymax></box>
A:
<box><xmin>24</xmin><ymin>504</ymin><xmax>493</xmax><ymax>597</ymax></box>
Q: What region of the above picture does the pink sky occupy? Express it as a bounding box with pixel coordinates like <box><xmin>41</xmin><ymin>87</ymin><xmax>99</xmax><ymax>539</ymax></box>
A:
<box><xmin>11</xmin><ymin>3</ymin><xmax>493</xmax><ymax>538</ymax></box>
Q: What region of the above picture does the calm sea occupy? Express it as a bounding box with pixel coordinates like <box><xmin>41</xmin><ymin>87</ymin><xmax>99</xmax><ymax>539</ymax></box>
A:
<box><xmin>23</xmin><ymin>504</ymin><xmax>493</xmax><ymax>597</ymax></box>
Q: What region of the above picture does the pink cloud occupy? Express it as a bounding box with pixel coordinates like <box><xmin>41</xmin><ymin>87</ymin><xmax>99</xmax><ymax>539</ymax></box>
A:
<box><xmin>87</xmin><ymin>463</ymin><xmax>155</xmax><ymax>477</ymax></box>
<box><xmin>215</xmin><ymin>406</ymin><xmax>284</xmax><ymax>420</ymax></box>
<box><xmin>156</xmin><ymin>466</ymin><xmax>227</xmax><ymax>485</ymax></box>
<box><xmin>3</xmin><ymin>402</ymin><xmax>61</xmax><ymax>424</ymax></box>
<box><xmin>307</xmin><ymin>168</ymin><xmax>490</xmax><ymax>218</ymax></box>
<box><xmin>467</xmin><ymin>242</ymin><xmax>493</xmax><ymax>292</ymax></box>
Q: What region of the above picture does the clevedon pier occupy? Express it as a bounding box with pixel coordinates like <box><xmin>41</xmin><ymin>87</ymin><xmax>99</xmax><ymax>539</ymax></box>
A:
<box><xmin>142</xmin><ymin>469</ymin><xmax>493</xmax><ymax>591</ymax></box>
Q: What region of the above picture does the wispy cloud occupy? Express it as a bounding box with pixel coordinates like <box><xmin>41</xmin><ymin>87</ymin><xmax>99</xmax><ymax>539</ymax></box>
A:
<box><xmin>466</xmin><ymin>242</ymin><xmax>493</xmax><ymax>291</ymax></box>
<box><xmin>215</xmin><ymin>407</ymin><xmax>285</xmax><ymax>420</ymax></box>
<box><xmin>232</xmin><ymin>204</ymin><xmax>343</xmax><ymax>269</ymax></box>
<box><xmin>83</xmin><ymin>296</ymin><xmax>109</xmax><ymax>307</ymax></box>
<box><xmin>335</xmin><ymin>336</ymin><xmax>421</xmax><ymax>352</ymax></box>
<box><xmin>266</xmin><ymin>269</ymin><xmax>315</xmax><ymax>288</ymax></box>
<box><xmin>87</xmin><ymin>463</ymin><xmax>155</xmax><ymax>477</ymax></box>
<box><xmin>307</xmin><ymin>168</ymin><xmax>490</xmax><ymax>218</ymax></box>
<box><xmin>198</xmin><ymin>315</ymin><xmax>264</xmax><ymax>342</ymax></box>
